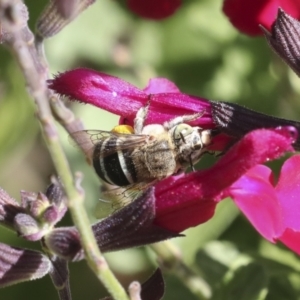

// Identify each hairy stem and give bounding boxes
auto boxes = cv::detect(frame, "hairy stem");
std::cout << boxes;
[0,1,128,299]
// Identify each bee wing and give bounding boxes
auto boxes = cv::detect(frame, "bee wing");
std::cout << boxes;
[96,180,157,218]
[70,130,150,159]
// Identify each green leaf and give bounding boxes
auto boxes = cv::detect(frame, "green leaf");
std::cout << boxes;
[195,241,240,286]
[212,262,268,300]
[163,275,199,300]
[251,255,298,277]
[0,63,38,164]
[266,276,298,300]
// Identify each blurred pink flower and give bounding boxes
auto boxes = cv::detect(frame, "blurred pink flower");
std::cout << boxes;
[223,0,300,35]
[127,0,181,20]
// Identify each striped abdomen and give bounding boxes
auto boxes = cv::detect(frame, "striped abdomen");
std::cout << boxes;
[92,136,138,186]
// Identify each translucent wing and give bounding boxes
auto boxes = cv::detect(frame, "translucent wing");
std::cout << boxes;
[70,130,150,160]
[95,180,157,218]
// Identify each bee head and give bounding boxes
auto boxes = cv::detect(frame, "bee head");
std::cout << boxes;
[172,124,212,149]
[172,124,194,145]
[173,125,213,167]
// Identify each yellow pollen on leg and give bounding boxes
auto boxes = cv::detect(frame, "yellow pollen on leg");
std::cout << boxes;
[111,125,134,134]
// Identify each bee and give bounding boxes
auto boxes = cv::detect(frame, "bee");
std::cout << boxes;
[71,105,212,193]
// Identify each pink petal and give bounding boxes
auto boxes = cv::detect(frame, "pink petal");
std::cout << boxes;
[49,68,147,117]
[140,93,212,126]
[278,0,300,16]
[275,155,300,230]
[154,198,217,233]
[143,78,181,94]
[227,165,284,241]
[49,68,213,126]
[127,0,181,20]
[154,127,295,232]
[280,228,300,255]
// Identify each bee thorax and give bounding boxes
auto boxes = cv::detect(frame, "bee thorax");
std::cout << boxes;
[146,140,177,178]
[141,124,165,135]
[133,139,177,180]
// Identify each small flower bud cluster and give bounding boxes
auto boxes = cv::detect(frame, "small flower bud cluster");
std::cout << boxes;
[0,179,66,241]
[13,180,67,241]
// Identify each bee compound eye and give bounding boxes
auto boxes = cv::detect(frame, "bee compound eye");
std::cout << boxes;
[173,124,193,141]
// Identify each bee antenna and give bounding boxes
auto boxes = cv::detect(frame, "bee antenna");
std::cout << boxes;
[180,132,186,143]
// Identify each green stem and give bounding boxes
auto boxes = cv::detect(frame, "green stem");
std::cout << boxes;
[0,1,129,299]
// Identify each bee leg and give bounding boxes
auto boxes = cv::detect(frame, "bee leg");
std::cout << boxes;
[134,102,151,134]
[189,155,196,171]
[164,111,205,130]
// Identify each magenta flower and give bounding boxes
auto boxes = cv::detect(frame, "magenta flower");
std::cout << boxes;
[49,69,298,251]
[224,155,300,255]
[127,0,181,20]
[223,0,300,35]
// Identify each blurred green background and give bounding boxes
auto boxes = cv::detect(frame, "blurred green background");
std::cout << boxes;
[1,0,300,299]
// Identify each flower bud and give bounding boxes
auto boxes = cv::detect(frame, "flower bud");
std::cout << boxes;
[13,213,45,241]
[36,0,95,38]
[44,227,82,261]
[0,188,25,230]
[28,192,50,219]
[261,8,300,77]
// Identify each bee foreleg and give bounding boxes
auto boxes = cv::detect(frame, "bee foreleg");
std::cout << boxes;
[164,111,205,129]
[189,155,196,172]
[134,103,150,134]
